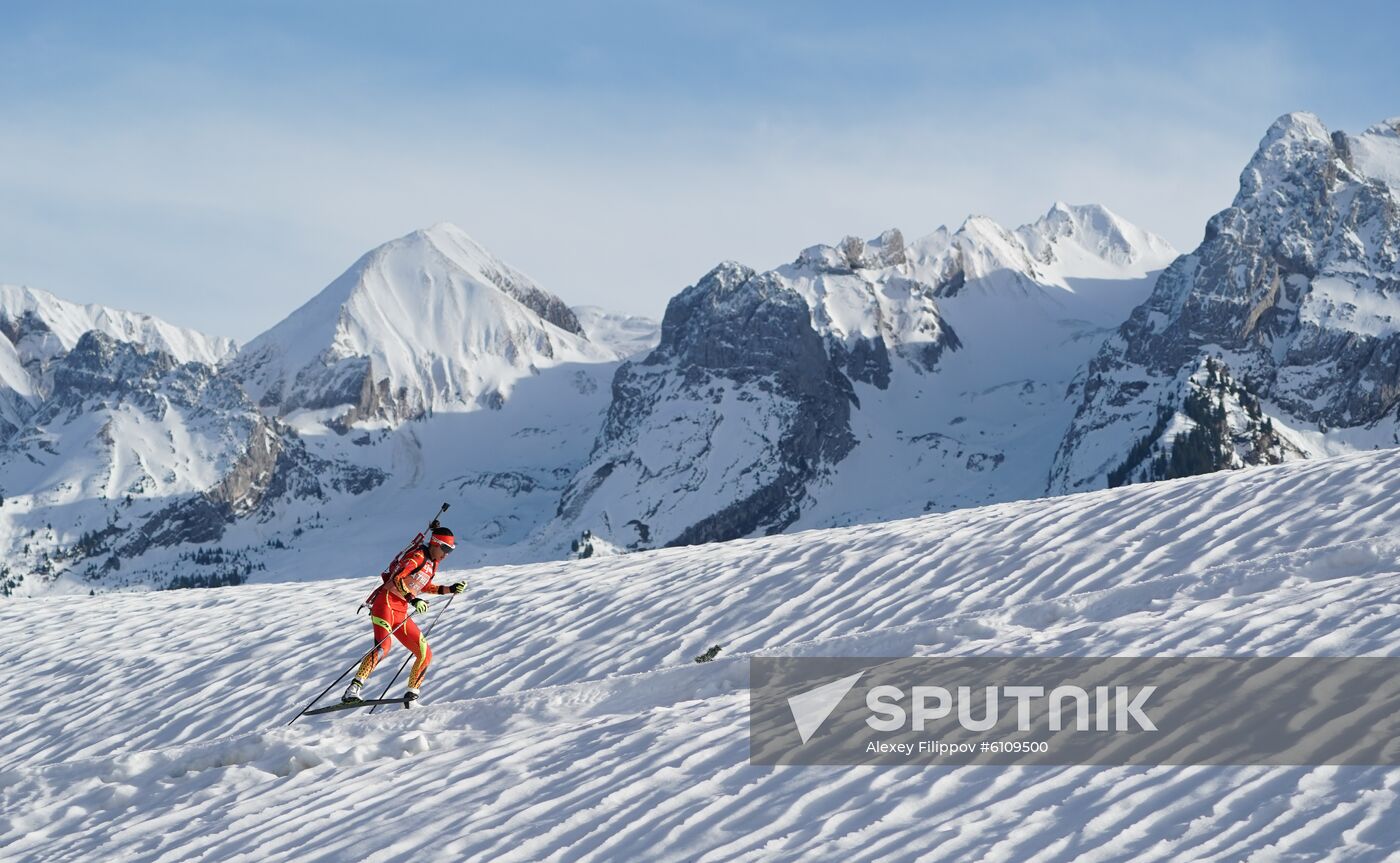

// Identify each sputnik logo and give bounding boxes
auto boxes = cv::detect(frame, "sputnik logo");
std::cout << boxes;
[788,672,865,744]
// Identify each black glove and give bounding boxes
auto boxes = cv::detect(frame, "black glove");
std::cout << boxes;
[406,595,429,614]
[451,580,467,594]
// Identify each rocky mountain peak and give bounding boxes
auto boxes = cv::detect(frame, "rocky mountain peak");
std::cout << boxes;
[0,283,238,437]
[834,229,907,270]
[1263,111,1330,145]
[651,262,808,374]
[1051,112,1400,494]
[1236,111,1341,207]
[559,255,858,549]
[50,330,177,398]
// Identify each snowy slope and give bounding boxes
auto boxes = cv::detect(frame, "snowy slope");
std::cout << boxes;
[4,449,1397,861]
[231,223,614,426]
[571,305,660,358]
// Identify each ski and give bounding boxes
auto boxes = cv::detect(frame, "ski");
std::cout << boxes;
[301,697,410,717]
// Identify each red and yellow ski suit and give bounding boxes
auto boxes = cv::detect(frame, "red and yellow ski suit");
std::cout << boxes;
[355,548,455,691]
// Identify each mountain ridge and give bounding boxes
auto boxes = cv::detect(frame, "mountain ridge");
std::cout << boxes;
[550,202,1178,550]
[7,110,1397,594]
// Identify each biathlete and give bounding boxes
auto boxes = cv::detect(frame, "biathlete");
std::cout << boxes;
[343,526,466,705]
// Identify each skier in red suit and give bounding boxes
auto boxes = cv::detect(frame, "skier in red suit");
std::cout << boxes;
[343,526,466,705]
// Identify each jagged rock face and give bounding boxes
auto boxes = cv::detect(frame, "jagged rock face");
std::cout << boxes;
[11,330,243,447]
[648,264,855,396]
[51,330,180,403]
[1051,113,1400,493]
[558,262,859,548]
[487,270,585,337]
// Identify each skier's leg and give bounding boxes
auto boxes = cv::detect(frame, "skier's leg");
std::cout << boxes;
[355,603,398,681]
[395,616,433,691]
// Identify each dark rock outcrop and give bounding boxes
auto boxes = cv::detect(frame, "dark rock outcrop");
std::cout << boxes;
[559,262,858,547]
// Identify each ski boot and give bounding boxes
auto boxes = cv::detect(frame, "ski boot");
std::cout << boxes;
[404,688,420,707]
[342,679,364,703]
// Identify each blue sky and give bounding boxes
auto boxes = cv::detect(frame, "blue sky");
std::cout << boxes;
[2,1,1397,341]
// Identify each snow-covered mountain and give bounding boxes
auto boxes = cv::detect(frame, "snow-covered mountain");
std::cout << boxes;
[6,448,1398,861]
[1051,113,1400,493]
[3,203,1175,593]
[231,223,614,428]
[0,288,277,596]
[0,324,387,597]
[13,110,1397,591]
[555,204,1177,549]
[0,284,236,436]
[0,226,637,597]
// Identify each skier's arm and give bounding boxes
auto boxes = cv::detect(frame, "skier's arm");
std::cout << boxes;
[388,550,426,596]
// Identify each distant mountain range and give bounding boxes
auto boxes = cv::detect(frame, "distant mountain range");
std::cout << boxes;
[555,202,1178,547]
[2,111,1397,597]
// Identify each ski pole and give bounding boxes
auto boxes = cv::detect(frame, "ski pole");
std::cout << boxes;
[286,611,422,726]
[369,592,456,713]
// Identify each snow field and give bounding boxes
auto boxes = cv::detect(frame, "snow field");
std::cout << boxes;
[3,448,1400,860]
